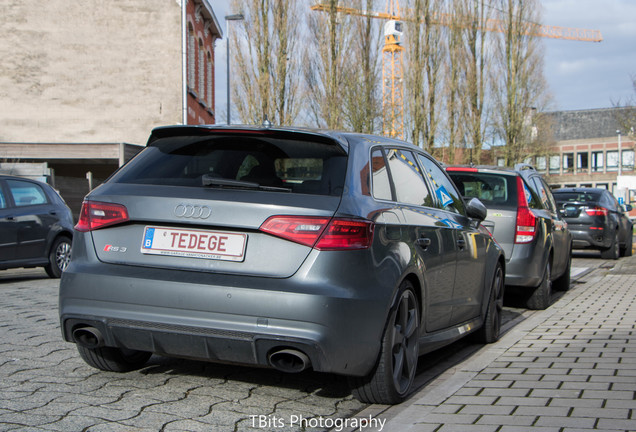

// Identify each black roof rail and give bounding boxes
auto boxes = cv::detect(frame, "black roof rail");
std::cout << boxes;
[514,163,537,172]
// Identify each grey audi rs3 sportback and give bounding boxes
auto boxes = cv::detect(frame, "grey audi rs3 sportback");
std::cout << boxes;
[59,125,505,404]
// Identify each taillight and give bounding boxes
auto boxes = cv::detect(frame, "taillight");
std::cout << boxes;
[259,216,330,247]
[75,200,129,232]
[259,216,374,250]
[585,206,609,217]
[315,219,374,250]
[515,177,537,244]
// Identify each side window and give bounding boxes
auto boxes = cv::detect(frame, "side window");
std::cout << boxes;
[417,154,465,214]
[530,177,556,213]
[385,148,433,207]
[7,180,48,207]
[521,178,542,209]
[0,188,6,209]
[371,149,392,201]
[542,180,559,213]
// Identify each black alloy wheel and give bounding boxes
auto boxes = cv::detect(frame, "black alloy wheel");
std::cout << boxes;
[475,263,504,343]
[349,280,420,404]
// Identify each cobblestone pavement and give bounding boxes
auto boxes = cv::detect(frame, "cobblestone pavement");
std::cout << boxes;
[0,269,364,431]
[0,254,611,431]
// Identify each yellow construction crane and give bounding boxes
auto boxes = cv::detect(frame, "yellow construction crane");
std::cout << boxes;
[312,1,407,138]
[311,2,603,140]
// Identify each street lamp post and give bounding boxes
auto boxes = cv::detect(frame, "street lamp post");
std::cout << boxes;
[225,14,244,125]
[618,130,622,176]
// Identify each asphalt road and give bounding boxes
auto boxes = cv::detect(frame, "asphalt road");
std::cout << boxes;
[0,253,614,431]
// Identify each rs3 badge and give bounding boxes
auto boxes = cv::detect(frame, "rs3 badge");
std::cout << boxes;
[104,245,127,253]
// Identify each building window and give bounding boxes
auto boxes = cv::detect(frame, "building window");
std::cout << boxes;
[207,51,213,107]
[549,155,560,174]
[607,151,619,171]
[596,183,609,190]
[622,149,634,171]
[523,156,533,165]
[496,157,505,167]
[562,153,574,173]
[536,156,547,172]
[188,23,195,89]
[198,39,205,98]
[591,151,604,172]
[577,152,588,172]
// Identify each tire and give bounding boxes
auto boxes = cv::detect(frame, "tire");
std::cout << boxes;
[349,280,420,404]
[77,345,151,372]
[45,236,72,278]
[620,232,633,257]
[475,263,504,344]
[600,231,620,260]
[552,251,571,292]
[527,259,551,310]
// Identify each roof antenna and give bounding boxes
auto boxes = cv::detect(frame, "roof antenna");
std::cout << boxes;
[262,115,272,128]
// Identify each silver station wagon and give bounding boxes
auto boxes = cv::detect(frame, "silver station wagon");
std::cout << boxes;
[59,125,504,404]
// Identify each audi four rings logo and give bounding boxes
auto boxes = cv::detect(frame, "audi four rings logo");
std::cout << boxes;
[174,204,212,219]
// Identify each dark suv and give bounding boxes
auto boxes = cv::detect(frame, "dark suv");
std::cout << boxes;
[553,188,633,259]
[447,164,572,310]
[0,175,74,277]
[59,125,505,404]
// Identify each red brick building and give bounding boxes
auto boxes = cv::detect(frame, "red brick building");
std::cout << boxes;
[185,0,221,125]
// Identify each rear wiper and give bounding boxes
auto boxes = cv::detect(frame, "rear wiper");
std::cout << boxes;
[202,175,291,192]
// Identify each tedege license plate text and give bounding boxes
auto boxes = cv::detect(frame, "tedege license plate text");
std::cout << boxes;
[141,226,247,261]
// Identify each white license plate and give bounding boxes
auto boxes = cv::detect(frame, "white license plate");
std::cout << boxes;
[141,226,247,262]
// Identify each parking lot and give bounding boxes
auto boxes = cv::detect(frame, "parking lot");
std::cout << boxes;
[0,254,611,431]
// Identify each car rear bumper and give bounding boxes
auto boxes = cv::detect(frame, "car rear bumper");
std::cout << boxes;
[503,243,545,288]
[61,313,332,374]
[569,229,610,249]
[59,255,391,377]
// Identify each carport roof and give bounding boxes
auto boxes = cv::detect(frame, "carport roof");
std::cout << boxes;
[0,142,144,166]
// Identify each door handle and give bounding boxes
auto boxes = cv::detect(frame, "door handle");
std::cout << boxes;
[416,237,431,250]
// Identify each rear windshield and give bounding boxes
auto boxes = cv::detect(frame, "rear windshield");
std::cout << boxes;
[552,191,601,204]
[448,172,517,209]
[113,135,347,196]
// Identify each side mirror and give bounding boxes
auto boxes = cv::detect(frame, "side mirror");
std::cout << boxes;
[466,197,487,222]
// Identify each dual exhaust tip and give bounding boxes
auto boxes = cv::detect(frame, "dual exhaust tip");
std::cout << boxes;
[72,327,312,373]
[268,348,311,373]
[72,327,104,349]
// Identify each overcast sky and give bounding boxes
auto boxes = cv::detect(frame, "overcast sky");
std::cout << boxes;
[213,0,636,123]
